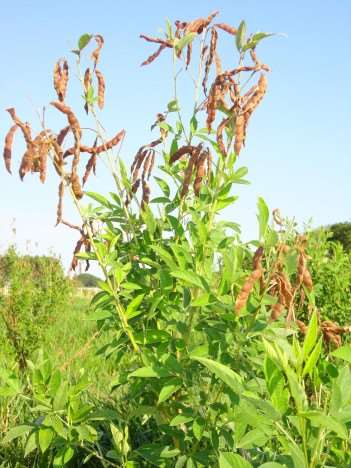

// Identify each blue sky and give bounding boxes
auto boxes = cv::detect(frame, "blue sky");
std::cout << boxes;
[0,0,350,272]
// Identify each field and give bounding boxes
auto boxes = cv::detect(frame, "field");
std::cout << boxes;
[1,9,351,468]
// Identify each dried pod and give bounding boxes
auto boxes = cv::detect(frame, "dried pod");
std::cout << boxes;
[235,268,262,316]
[57,126,71,146]
[56,181,64,225]
[215,23,237,35]
[141,43,168,66]
[303,269,313,291]
[169,145,198,164]
[60,60,69,101]
[63,129,126,159]
[71,172,83,199]
[273,208,283,226]
[95,69,105,110]
[193,150,207,195]
[234,114,245,155]
[19,149,35,180]
[202,27,218,93]
[141,178,151,208]
[185,11,219,34]
[84,68,91,92]
[3,125,18,174]
[186,43,192,69]
[180,155,196,198]
[91,34,104,68]
[82,153,97,186]
[271,303,284,321]
[53,60,69,101]
[39,141,49,183]
[216,116,229,156]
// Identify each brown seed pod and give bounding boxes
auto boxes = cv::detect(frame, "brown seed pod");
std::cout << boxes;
[19,149,35,180]
[253,246,264,270]
[193,150,207,196]
[234,114,245,155]
[39,141,49,183]
[51,100,82,175]
[83,68,92,114]
[63,129,125,159]
[273,208,283,226]
[302,269,313,291]
[270,303,284,321]
[56,181,64,225]
[71,235,85,271]
[82,153,97,186]
[60,60,69,101]
[3,125,18,174]
[91,34,104,68]
[169,145,198,164]
[235,268,262,316]
[202,27,218,94]
[216,116,230,156]
[71,172,84,199]
[95,69,105,110]
[57,126,71,146]
[131,149,148,183]
[6,108,33,146]
[84,68,91,92]
[53,61,62,100]
[296,319,307,335]
[214,23,237,35]
[186,43,192,69]
[214,50,222,76]
[51,139,64,176]
[181,154,197,198]
[141,43,167,66]
[141,178,151,208]
[185,11,219,34]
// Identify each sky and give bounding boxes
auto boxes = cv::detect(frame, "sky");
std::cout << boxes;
[0,0,350,273]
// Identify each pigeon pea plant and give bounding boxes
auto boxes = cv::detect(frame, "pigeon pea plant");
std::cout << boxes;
[2,11,351,467]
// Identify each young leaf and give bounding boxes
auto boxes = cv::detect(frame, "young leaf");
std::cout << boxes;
[236,21,247,51]
[302,311,318,361]
[158,379,182,403]
[169,414,194,426]
[175,32,197,53]
[257,197,269,240]
[78,33,92,50]
[2,425,33,444]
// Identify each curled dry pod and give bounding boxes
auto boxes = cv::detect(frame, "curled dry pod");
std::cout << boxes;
[180,155,196,198]
[91,34,104,68]
[60,60,69,101]
[3,125,18,174]
[57,126,70,146]
[185,11,219,34]
[216,116,229,156]
[141,43,168,66]
[53,61,62,99]
[19,149,35,180]
[95,69,105,110]
[296,319,307,335]
[39,141,49,183]
[71,235,85,271]
[234,114,245,155]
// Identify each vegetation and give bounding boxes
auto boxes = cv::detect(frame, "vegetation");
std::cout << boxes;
[1,11,351,468]
[75,273,101,288]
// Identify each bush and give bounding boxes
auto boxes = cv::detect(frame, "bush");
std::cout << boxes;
[0,247,71,369]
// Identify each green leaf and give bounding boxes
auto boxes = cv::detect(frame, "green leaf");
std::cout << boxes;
[135,329,171,344]
[302,311,318,361]
[24,431,38,457]
[237,429,267,449]
[126,294,145,320]
[192,417,205,441]
[219,452,252,468]
[299,411,348,439]
[85,191,111,208]
[259,464,285,468]
[190,115,198,134]
[175,32,197,53]
[38,427,54,453]
[155,177,170,197]
[158,379,182,403]
[2,425,33,444]
[169,414,194,426]
[242,32,275,51]
[129,366,169,379]
[78,33,92,50]
[215,196,239,212]
[53,446,74,466]
[87,309,113,321]
[191,357,242,394]
[236,21,247,51]
[53,381,68,411]
[167,99,180,112]
[257,197,269,240]
[331,345,351,363]
[151,245,177,269]
[171,270,207,291]
[302,337,322,377]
